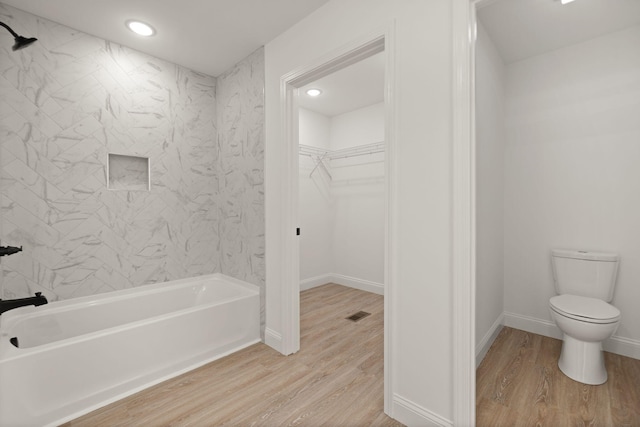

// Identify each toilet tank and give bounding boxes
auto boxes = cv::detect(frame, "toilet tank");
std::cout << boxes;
[551,249,619,302]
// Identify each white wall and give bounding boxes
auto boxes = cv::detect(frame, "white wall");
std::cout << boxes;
[300,108,331,150]
[330,103,385,287]
[503,25,640,357]
[330,102,385,149]
[266,0,454,424]
[475,22,506,365]
[299,103,385,291]
[299,108,333,282]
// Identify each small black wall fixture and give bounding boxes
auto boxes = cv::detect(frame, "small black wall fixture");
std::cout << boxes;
[0,246,22,257]
[0,21,37,51]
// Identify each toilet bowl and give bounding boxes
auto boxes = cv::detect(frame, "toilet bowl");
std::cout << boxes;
[549,294,620,385]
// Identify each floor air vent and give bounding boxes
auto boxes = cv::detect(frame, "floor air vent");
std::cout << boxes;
[346,311,370,322]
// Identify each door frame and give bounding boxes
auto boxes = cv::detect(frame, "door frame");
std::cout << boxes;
[277,2,480,421]
[277,26,396,413]
[452,0,478,424]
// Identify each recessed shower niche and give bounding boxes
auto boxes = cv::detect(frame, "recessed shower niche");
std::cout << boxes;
[107,153,150,191]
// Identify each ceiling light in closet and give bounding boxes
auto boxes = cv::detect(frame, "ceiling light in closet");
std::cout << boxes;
[126,20,156,36]
[306,88,322,97]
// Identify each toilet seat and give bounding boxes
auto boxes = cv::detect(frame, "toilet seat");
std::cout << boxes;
[550,294,620,324]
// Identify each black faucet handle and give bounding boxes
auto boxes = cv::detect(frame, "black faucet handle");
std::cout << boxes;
[0,246,23,257]
[35,292,42,297]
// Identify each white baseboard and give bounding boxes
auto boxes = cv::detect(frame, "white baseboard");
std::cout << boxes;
[503,311,562,340]
[392,394,452,427]
[264,327,282,353]
[605,335,640,360]
[503,311,640,360]
[476,314,503,367]
[331,273,384,295]
[300,273,384,295]
[300,274,333,291]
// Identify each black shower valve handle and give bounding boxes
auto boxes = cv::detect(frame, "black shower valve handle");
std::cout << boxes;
[0,245,23,257]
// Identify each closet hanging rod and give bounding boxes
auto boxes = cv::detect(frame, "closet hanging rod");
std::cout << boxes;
[299,144,327,157]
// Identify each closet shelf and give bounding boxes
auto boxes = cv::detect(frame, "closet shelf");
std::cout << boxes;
[299,142,384,160]
[325,142,385,160]
[299,142,385,180]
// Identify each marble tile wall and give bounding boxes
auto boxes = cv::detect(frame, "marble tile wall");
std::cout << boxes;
[216,48,266,334]
[0,3,219,300]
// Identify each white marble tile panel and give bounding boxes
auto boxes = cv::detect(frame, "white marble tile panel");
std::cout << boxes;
[1,270,52,300]
[2,157,64,201]
[0,100,60,146]
[0,59,51,108]
[26,22,84,59]
[94,265,133,291]
[2,3,218,300]
[39,96,63,117]
[0,75,39,120]
[1,248,62,290]
[52,52,104,88]
[0,96,15,119]
[216,47,265,332]
[104,42,139,76]
[49,92,103,130]
[51,33,106,64]
[1,145,18,167]
[4,156,47,192]
[55,115,103,142]
[0,129,27,164]
[2,174,52,220]
[50,74,102,108]
[92,243,134,275]
[68,274,113,299]
[92,222,129,255]
[52,250,103,281]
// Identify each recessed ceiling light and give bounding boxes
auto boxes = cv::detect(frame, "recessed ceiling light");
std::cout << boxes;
[126,20,156,37]
[306,88,322,97]
[560,0,577,4]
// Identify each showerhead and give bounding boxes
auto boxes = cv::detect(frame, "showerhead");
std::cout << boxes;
[12,35,38,51]
[1,21,37,51]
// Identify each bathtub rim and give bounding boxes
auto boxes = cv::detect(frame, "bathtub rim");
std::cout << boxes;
[0,273,259,359]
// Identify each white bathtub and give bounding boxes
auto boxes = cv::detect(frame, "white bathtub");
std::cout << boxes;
[0,273,260,427]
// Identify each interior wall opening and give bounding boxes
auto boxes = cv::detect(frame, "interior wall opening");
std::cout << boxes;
[297,51,386,299]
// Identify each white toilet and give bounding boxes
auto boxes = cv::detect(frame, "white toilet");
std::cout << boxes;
[549,249,621,385]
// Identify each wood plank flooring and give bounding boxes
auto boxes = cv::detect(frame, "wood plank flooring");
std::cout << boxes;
[477,326,640,426]
[64,284,402,427]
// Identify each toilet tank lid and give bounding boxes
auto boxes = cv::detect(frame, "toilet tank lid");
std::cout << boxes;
[551,249,618,262]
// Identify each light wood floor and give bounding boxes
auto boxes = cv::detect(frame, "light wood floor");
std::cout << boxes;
[64,284,402,427]
[477,326,640,426]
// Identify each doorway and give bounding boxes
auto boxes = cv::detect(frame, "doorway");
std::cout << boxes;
[473,0,640,423]
[297,51,386,297]
[277,33,395,413]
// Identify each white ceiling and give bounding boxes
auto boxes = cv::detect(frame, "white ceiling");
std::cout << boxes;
[298,52,385,117]
[3,0,639,117]
[0,0,329,77]
[478,0,640,64]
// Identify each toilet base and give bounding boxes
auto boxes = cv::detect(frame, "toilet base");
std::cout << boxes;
[558,335,607,385]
